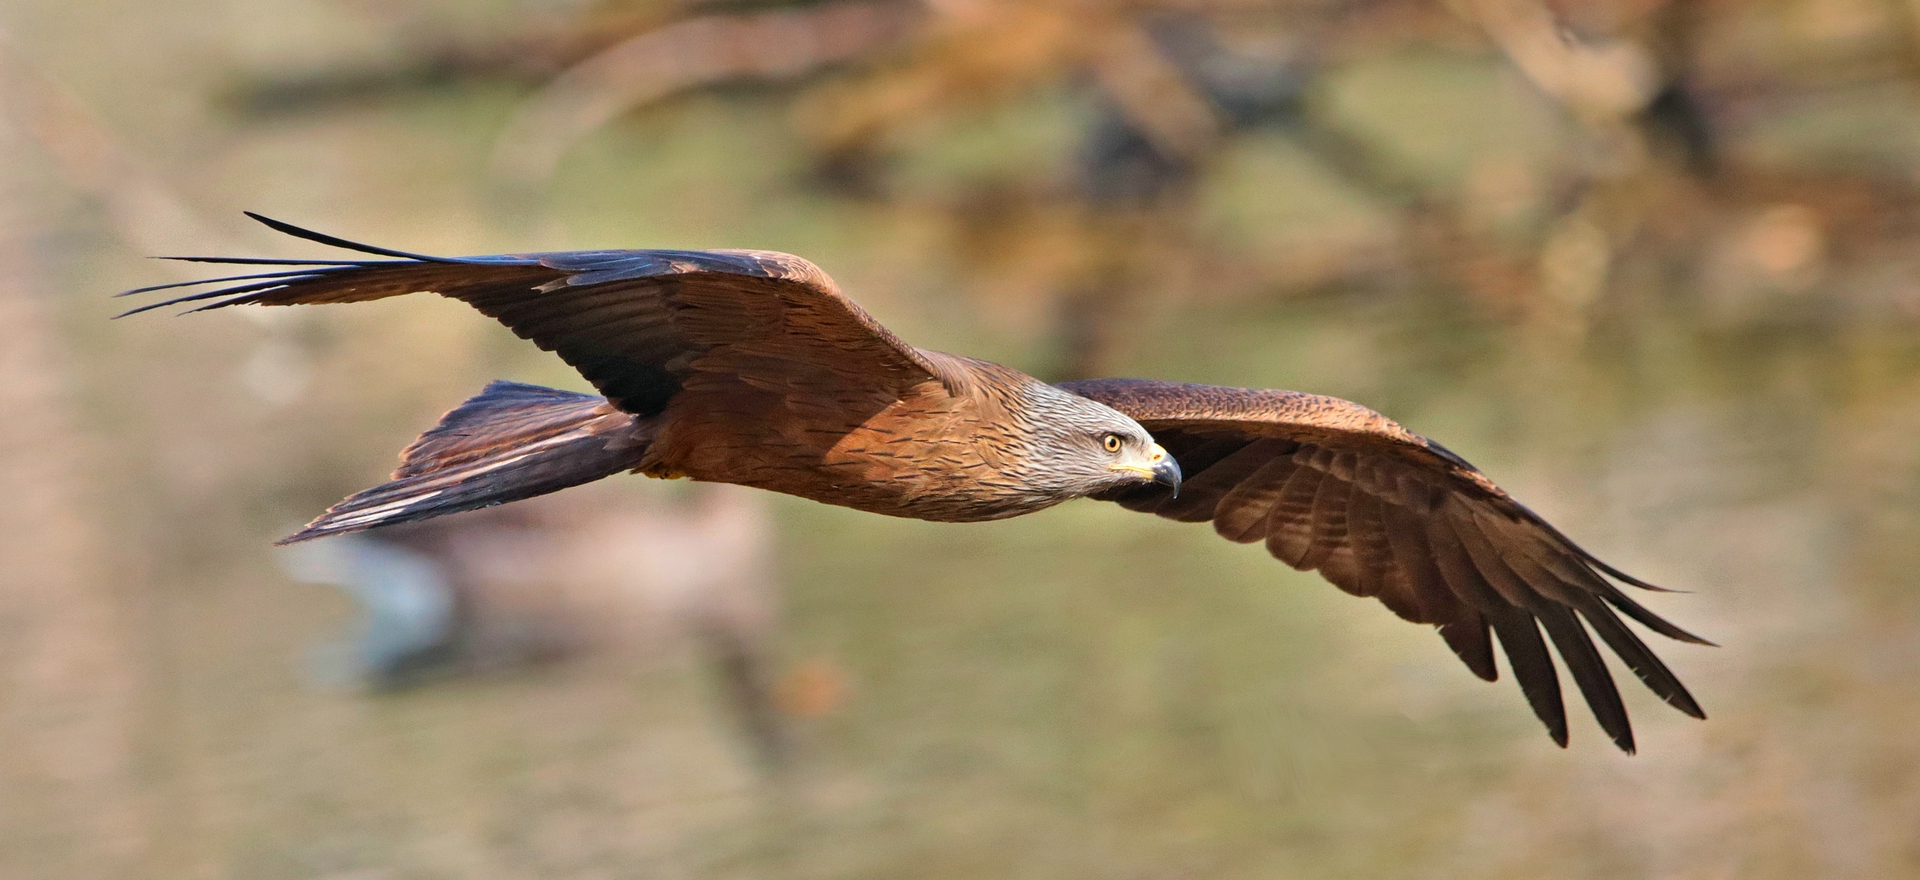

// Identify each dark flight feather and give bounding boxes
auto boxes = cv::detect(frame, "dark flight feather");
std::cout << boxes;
[281,382,641,544]
[1063,377,1710,750]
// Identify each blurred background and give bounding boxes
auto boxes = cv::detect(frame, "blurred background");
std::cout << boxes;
[4,0,1920,876]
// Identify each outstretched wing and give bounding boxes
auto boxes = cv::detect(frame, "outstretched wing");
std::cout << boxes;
[1061,377,1709,753]
[120,213,941,416]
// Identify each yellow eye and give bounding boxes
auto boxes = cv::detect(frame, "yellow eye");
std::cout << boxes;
[1102,434,1123,453]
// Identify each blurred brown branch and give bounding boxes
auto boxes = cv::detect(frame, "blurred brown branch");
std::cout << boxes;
[491,0,927,187]
[215,0,1920,355]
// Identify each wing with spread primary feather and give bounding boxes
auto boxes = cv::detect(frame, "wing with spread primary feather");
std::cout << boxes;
[121,213,941,418]
[1062,377,1709,753]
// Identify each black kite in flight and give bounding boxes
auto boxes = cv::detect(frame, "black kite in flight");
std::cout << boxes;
[123,214,1708,752]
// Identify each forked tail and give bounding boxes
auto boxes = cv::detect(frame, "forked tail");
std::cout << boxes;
[281,382,646,544]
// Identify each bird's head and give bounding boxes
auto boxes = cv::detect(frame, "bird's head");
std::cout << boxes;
[1015,383,1182,499]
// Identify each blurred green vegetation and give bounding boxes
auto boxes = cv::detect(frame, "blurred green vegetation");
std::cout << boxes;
[5,0,1920,878]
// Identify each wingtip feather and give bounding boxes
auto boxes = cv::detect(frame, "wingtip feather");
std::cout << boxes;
[273,528,327,546]
[243,212,457,263]
[116,267,324,298]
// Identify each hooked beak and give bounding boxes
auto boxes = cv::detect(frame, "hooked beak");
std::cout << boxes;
[1111,443,1182,496]
[1151,451,1183,497]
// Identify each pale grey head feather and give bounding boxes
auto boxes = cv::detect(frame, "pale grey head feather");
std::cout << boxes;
[1007,382,1162,498]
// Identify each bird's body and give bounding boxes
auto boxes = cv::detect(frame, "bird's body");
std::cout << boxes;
[124,214,1711,752]
[643,352,1117,523]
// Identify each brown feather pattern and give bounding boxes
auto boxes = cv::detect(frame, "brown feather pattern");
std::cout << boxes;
[124,215,1711,752]
[1065,378,1710,752]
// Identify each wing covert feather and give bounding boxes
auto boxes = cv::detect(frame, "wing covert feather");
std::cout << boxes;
[1064,377,1709,751]
[122,215,940,417]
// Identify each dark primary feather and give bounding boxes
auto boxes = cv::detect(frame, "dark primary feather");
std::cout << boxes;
[1064,377,1709,753]
[243,211,461,262]
[119,213,941,417]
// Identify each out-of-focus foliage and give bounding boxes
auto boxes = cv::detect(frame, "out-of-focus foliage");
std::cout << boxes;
[6,0,1920,878]
[260,0,1920,376]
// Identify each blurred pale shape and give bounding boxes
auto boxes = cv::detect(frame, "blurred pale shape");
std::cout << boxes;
[774,656,850,719]
[1470,0,1660,123]
[1539,215,1610,310]
[280,536,457,686]
[1464,155,1543,234]
[1795,0,1891,43]
[1741,203,1826,283]
[238,338,313,409]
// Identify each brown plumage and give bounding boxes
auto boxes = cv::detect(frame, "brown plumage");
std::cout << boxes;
[122,213,1709,752]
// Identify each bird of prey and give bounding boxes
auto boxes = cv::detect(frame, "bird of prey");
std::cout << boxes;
[123,213,1708,752]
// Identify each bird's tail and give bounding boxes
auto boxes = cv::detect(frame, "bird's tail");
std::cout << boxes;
[280,381,646,544]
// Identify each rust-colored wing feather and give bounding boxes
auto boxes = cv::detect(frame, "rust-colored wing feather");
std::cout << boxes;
[1061,378,1709,753]
[119,213,940,416]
